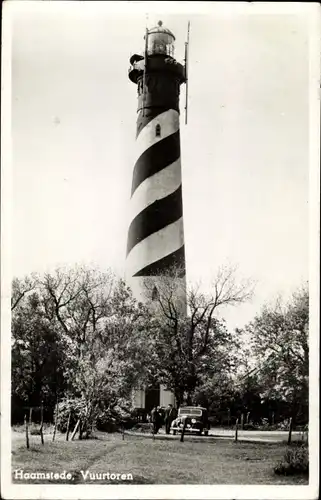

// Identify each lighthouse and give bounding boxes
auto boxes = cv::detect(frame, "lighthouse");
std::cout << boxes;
[126,21,188,410]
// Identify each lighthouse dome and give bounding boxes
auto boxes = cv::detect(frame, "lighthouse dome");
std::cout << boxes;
[145,20,175,57]
[148,20,176,40]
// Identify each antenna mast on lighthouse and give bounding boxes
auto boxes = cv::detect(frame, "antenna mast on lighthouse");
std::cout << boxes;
[184,21,190,125]
[142,14,149,117]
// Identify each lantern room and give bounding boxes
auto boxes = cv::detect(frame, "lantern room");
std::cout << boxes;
[145,20,175,57]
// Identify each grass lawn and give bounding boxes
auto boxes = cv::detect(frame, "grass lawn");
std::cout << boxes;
[11,430,308,485]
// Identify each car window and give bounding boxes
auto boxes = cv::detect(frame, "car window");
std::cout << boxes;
[178,408,202,417]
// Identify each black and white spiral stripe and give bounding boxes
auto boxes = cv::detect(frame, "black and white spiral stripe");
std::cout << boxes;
[126,108,186,281]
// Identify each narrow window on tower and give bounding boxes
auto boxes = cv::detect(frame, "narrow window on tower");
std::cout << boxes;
[152,286,159,301]
[155,124,161,137]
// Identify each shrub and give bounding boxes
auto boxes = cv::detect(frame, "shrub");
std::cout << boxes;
[131,423,154,433]
[274,443,309,476]
[55,396,134,436]
[208,416,220,427]
[243,423,256,430]
[55,398,84,433]
[30,426,41,436]
[276,419,291,430]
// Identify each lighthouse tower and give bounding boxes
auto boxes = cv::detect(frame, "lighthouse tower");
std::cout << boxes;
[126,21,187,302]
[126,21,188,410]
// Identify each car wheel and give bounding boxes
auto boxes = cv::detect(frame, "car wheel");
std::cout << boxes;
[204,430,209,436]
[199,429,203,436]
[173,430,176,435]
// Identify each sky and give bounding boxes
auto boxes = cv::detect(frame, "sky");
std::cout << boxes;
[7,1,317,330]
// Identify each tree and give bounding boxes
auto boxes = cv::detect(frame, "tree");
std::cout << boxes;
[11,274,38,311]
[69,278,155,435]
[244,285,309,423]
[143,264,254,406]
[39,265,114,355]
[193,372,237,423]
[11,290,65,422]
[11,266,154,430]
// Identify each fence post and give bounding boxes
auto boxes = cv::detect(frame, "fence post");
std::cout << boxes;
[40,401,44,445]
[52,398,59,442]
[227,409,230,428]
[246,412,250,424]
[240,413,244,430]
[66,411,71,441]
[234,418,239,443]
[287,417,293,445]
[70,419,80,441]
[78,421,83,440]
[24,414,30,449]
[272,411,275,426]
[122,423,125,441]
[180,418,187,443]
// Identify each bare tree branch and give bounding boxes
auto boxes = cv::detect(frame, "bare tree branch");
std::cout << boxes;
[11,275,38,311]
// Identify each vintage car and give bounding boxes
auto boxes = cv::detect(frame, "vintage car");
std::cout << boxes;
[170,406,210,436]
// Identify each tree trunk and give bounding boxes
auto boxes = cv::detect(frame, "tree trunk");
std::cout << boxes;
[287,417,293,445]
[70,419,80,441]
[66,411,71,441]
[24,414,30,449]
[40,402,44,445]
[234,418,239,442]
[52,399,59,442]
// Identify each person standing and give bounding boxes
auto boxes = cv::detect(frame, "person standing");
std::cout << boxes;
[155,406,163,434]
[150,406,159,434]
[164,404,175,434]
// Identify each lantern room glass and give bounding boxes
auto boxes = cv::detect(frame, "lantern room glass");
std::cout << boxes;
[147,32,175,57]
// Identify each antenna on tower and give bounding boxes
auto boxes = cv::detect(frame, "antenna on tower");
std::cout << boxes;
[142,15,149,117]
[184,21,190,125]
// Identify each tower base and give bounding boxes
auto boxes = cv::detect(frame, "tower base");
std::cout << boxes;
[132,385,175,412]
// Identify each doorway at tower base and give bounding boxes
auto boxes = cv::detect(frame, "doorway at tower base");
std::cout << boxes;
[132,385,175,412]
[160,385,176,407]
